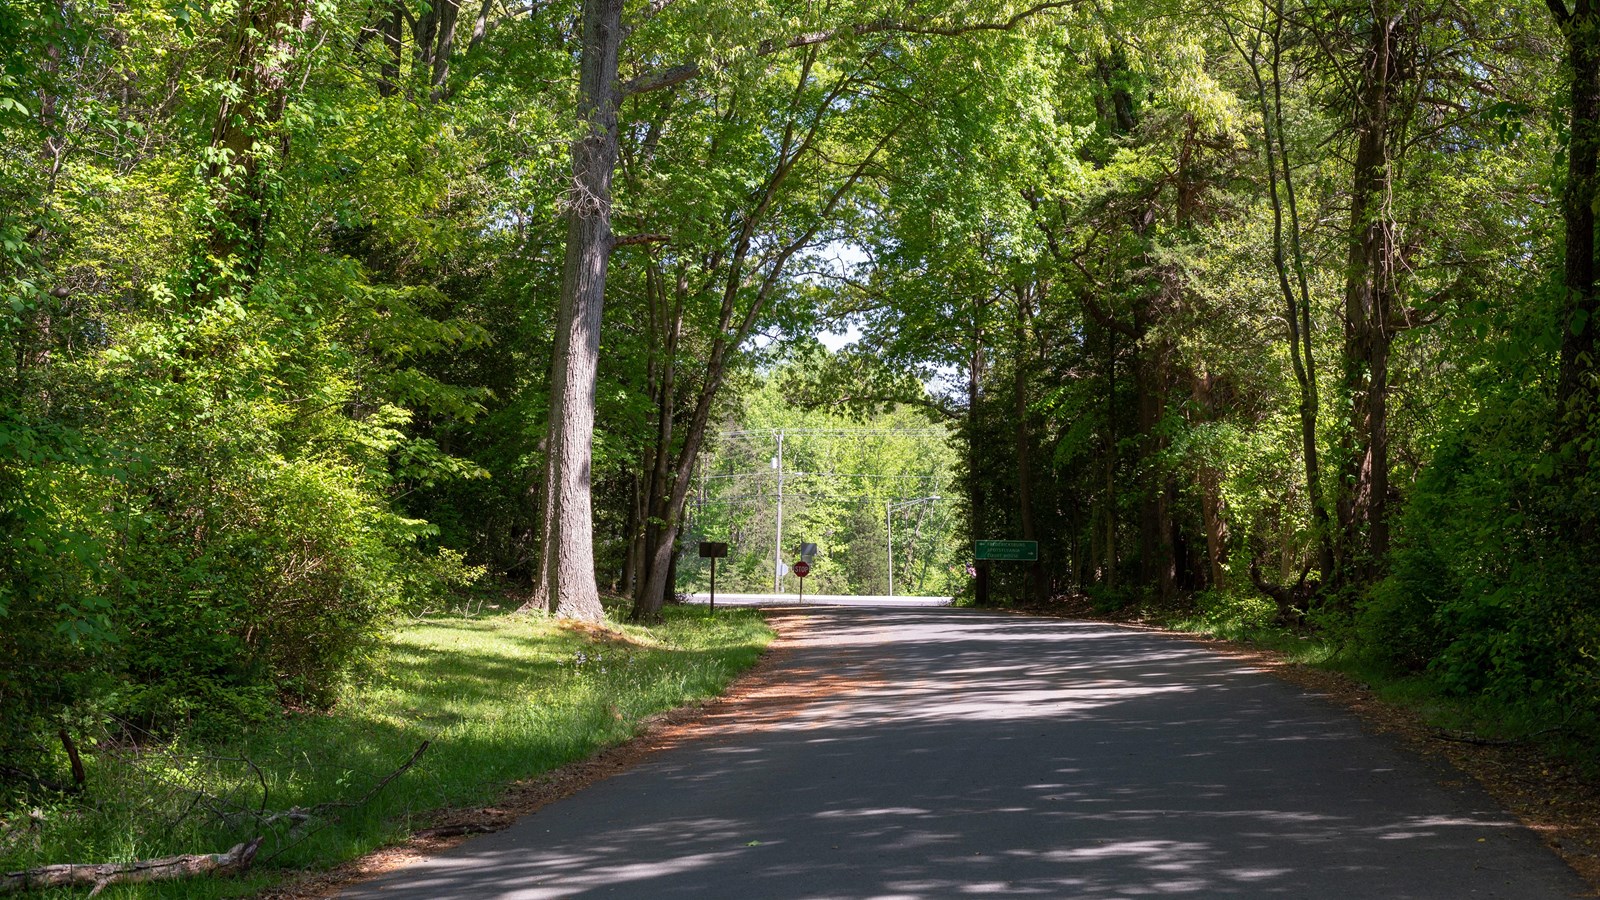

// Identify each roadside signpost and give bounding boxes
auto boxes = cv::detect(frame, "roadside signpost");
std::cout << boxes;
[974,540,1038,561]
[699,542,729,612]
[793,559,811,603]
[972,540,1038,605]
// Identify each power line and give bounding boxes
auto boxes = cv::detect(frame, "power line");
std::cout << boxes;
[696,492,952,504]
[703,471,941,480]
[717,428,948,438]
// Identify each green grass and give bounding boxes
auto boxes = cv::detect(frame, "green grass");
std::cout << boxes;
[0,606,773,898]
[1158,605,1596,762]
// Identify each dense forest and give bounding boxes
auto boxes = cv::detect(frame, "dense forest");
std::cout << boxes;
[2,0,1597,793]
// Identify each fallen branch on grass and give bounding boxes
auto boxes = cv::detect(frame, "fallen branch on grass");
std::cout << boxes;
[255,740,432,865]
[255,739,432,832]
[1431,720,1574,747]
[338,740,431,810]
[0,836,263,897]
[1431,729,1519,747]
[1,741,430,894]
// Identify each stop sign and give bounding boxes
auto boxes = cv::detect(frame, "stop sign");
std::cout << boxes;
[792,560,811,578]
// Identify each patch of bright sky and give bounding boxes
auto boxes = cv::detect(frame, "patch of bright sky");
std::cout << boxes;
[814,241,870,352]
[745,240,958,398]
[740,240,870,354]
[819,321,863,351]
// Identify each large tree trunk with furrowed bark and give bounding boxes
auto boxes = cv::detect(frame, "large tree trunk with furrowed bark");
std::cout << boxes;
[539,0,623,622]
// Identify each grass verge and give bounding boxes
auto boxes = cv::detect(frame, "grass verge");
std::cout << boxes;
[1156,609,1569,744]
[0,605,773,898]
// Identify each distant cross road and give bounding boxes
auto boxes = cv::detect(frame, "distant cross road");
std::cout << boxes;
[682,592,953,607]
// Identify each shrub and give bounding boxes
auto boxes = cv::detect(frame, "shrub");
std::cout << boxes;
[1195,588,1278,630]
[1370,395,1600,722]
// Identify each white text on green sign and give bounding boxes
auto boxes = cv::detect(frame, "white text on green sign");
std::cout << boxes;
[975,540,1038,561]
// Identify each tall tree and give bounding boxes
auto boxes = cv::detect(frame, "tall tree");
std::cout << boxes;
[1227,0,1336,591]
[537,0,622,621]
[1547,0,1600,455]
[535,0,1084,620]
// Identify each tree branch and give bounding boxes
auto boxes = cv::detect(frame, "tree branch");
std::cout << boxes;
[613,233,670,247]
[622,0,1077,96]
[0,839,263,897]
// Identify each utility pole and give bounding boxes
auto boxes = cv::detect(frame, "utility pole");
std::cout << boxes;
[886,496,938,597]
[886,500,894,597]
[772,430,785,593]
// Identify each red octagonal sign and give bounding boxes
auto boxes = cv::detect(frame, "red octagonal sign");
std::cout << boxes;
[792,560,811,578]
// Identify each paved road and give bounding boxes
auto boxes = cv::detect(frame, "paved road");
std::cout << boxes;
[342,608,1590,899]
[684,592,953,607]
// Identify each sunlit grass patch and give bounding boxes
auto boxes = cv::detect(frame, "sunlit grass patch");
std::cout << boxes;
[0,606,772,898]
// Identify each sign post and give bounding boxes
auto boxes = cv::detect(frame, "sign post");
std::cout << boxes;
[973,540,1038,606]
[699,542,729,612]
[792,559,810,603]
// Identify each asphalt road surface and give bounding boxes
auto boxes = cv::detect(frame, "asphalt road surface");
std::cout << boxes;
[341,607,1590,899]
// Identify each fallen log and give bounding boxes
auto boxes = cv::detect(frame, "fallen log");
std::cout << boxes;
[0,836,262,897]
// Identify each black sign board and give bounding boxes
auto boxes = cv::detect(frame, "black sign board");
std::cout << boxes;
[698,541,729,559]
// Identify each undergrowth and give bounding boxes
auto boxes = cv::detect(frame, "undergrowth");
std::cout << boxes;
[1158,594,1599,774]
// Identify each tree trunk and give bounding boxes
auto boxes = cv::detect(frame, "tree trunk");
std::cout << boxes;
[1551,0,1600,450]
[412,0,438,82]
[1336,2,1402,585]
[1135,338,1176,599]
[1103,324,1117,589]
[633,411,707,620]
[968,326,987,566]
[378,4,402,96]
[1194,372,1227,591]
[518,436,554,613]
[619,469,641,595]
[627,64,896,621]
[1012,286,1046,603]
[540,0,623,622]
[200,0,303,301]
[633,266,683,612]
[1232,8,1334,581]
[468,0,496,54]
[1198,464,1227,592]
[430,0,460,90]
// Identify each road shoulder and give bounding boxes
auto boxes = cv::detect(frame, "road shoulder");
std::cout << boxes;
[259,608,819,900]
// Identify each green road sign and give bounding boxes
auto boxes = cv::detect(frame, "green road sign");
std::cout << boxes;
[975,540,1038,561]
